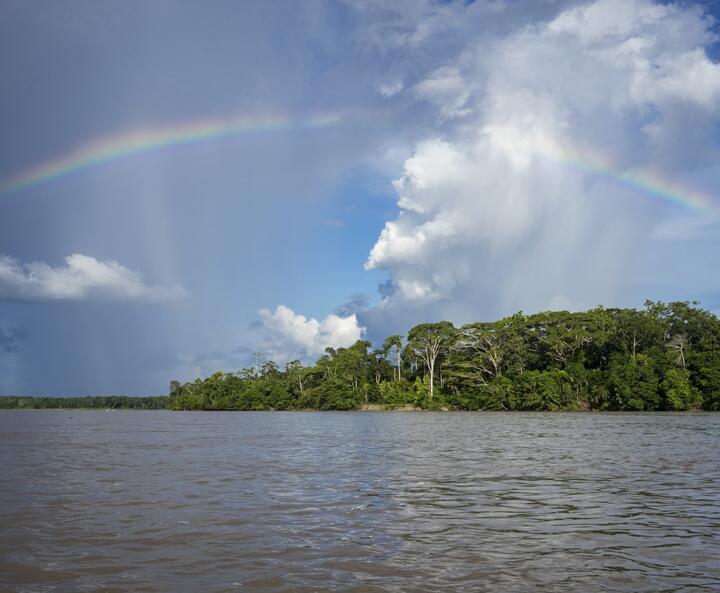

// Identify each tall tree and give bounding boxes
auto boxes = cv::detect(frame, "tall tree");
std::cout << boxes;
[406,322,455,399]
[285,360,306,396]
[383,335,404,380]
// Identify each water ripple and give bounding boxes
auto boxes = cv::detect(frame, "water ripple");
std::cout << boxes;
[1,411,719,592]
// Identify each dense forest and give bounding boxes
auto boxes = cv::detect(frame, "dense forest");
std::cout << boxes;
[0,396,168,410]
[168,301,720,412]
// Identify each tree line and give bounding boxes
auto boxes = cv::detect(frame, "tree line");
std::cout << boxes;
[168,301,720,412]
[0,396,168,409]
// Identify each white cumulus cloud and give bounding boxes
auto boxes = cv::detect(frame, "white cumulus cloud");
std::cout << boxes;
[0,253,186,302]
[257,304,364,362]
[364,0,720,328]
[414,67,471,120]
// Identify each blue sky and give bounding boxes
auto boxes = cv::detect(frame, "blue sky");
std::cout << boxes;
[2,0,720,395]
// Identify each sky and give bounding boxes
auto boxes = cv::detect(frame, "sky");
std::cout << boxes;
[1,0,720,395]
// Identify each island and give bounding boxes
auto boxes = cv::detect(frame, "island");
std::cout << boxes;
[166,301,720,412]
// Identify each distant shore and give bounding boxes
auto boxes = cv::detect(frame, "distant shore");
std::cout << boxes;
[1,399,714,412]
[0,396,168,410]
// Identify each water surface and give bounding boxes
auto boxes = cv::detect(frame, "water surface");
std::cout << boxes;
[1,411,719,592]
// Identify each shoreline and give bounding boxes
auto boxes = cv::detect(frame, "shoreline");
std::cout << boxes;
[1,406,715,413]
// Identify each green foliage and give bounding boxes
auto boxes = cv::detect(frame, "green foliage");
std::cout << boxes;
[0,396,168,409]
[509,370,579,410]
[305,377,361,411]
[157,300,720,412]
[6,303,717,412]
[688,351,720,410]
[606,355,660,410]
[449,376,513,410]
[406,321,455,399]
[379,377,429,408]
[661,369,703,411]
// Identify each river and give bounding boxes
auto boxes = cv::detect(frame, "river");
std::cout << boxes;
[1,411,719,592]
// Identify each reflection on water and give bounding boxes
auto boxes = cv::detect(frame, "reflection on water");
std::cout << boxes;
[1,411,719,592]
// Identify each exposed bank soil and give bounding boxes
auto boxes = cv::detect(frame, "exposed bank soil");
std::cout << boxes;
[358,404,427,411]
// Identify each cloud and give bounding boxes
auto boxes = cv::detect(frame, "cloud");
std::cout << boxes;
[0,253,187,302]
[346,0,574,52]
[414,67,470,120]
[257,304,364,362]
[379,80,404,97]
[175,345,256,377]
[333,293,370,317]
[363,0,720,329]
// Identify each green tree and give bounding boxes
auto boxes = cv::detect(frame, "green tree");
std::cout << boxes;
[159,301,720,412]
[690,351,720,410]
[606,354,660,410]
[383,335,404,381]
[406,322,455,400]
[661,368,702,410]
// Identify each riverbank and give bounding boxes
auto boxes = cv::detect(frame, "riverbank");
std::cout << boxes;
[4,401,714,412]
[0,395,168,410]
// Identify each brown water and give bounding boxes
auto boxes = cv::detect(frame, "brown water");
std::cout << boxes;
[1,411,719,593]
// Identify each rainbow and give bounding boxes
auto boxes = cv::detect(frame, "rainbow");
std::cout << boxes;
[1,113,716,215]
[0,112,345,194]
[544,143,716,213]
